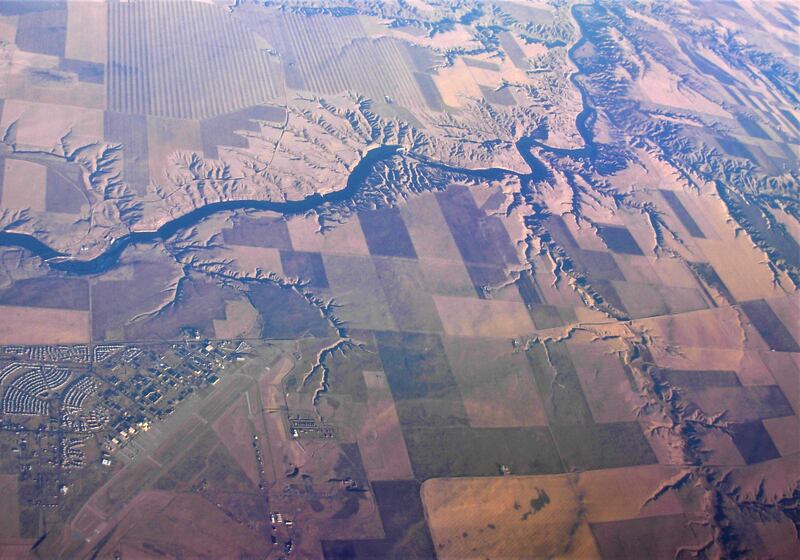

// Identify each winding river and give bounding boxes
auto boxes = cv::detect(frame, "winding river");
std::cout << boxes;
[0,4,599,277]
[0,145,402,274]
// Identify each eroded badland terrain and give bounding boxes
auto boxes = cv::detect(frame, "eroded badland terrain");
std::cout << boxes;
[0,1,798,558]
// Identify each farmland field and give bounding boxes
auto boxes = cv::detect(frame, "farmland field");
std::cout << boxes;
[0,1,798,558]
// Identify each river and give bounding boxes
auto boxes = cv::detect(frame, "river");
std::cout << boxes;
[0,5,599,276]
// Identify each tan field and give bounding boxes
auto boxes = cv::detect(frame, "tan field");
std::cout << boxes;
[400,193,464,262]
[65,1,107,64]
[422,475,602,559]
[1,160,47,212]
[636,306,754,350]
[225,245,284,276]
[566,340,643,423]
[213,299,260,339]
[0,306,90,344]
[0,99,103,149]
[433,295,535,338]
[147,117,204,183]
[635,55,731,118]
[287,214,370,256]
[432,59,484,108]
[92,491,267,558]
[322,254,397,331]
[211,394,261,486]
[650,346,776,386]
[764,416,800,456]
[443,336,547,427]
[575,465,687,523]
[415,257,477,298]
[356,370,415,480]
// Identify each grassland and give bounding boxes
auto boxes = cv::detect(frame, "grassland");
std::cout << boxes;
[0,1,798,558]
